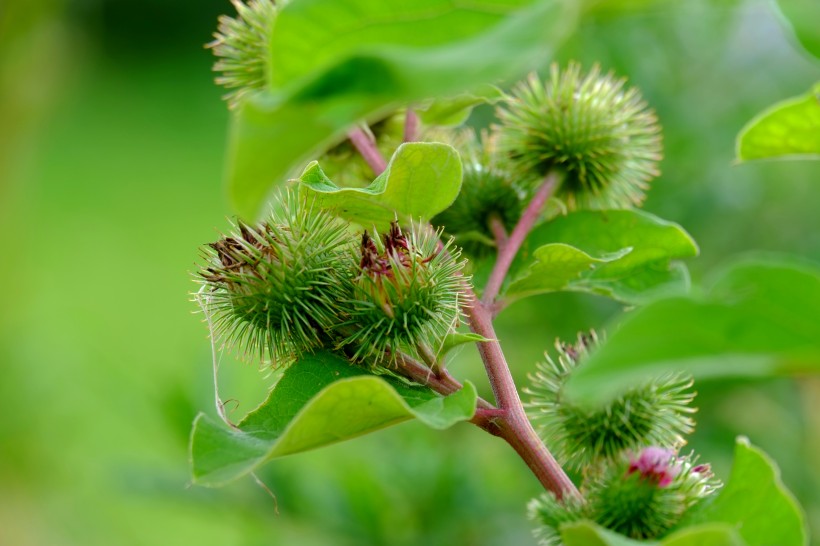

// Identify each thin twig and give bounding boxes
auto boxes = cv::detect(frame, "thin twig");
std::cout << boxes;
[403,108,419,143]
[482,172,559,307]
[488,214,509,251]
[394,351,489,405]
[348,127,387,175]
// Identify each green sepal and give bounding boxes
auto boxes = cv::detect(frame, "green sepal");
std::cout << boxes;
[190,351,477,486]
[439,332,493,357]
[298,142,462,229]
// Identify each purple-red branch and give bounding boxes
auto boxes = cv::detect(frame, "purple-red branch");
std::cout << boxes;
[463,285,579,499]
[488,214,509,252]
[348,127,387,175]
[403,109,419,143]
[482,173,559,307]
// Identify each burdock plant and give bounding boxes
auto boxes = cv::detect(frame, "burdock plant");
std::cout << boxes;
[187,4,812,546]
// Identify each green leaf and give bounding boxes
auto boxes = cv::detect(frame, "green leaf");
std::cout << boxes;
[298,142,462,228]
[563,258,820,405]
[736,82,820,162]
[416,86,504,127]
[560,520,747,546]
[227,0,577,218]
[190,352,477,486]
[505,210,698,305]
[776,0,820,59]
[678,438,806,546]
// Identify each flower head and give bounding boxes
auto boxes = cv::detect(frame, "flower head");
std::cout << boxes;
[196,195,351,365]
[432,130,524,256]
[338,223,465,365]
[208,0,277,109]
[496,63,662,209]
[525,332,696,472]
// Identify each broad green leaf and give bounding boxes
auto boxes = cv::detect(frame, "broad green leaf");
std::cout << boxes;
[678,438,806,546]
[439,332,492,357]
[190,352,477,486]
[776,0,820,59]
[736,82,820,162]
[564,258,820,405]
[227,0,577,218]
[560,521,747,546]
[299,142,462,228]
[505,210,698,305]
[416,86,504,127]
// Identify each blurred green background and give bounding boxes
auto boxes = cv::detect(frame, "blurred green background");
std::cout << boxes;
[1,0,818,544]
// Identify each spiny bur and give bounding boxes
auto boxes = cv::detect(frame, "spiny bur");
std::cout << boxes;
[529,447,721,544]
[208,0,277,109]
[496,62,662,210]
[432,130,524,256]
[196,196,351,366]
[338,222,465,365]
[525,332,696,473]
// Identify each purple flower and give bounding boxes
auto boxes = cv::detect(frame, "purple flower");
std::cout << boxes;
[628,447,681,488]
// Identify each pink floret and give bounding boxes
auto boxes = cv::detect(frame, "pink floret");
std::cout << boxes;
[628,447,681,488]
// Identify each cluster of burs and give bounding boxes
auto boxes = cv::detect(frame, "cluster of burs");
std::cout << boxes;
[525,333,721,543]
[202,1,721,543]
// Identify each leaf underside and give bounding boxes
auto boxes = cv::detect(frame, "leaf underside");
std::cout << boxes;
[504,210,699,305]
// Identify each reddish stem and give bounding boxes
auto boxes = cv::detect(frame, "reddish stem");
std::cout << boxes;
[348,127,387,175]
[463,287,579,499]
[482,173,559,306]
[488,214,509,252]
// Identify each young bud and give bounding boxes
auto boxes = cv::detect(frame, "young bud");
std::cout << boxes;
[432,131,524,256]
[208,0,277,109]
[337,223,466,365]
[525,332,696,472]
[196,196,352,365]
[496,63,662,210]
